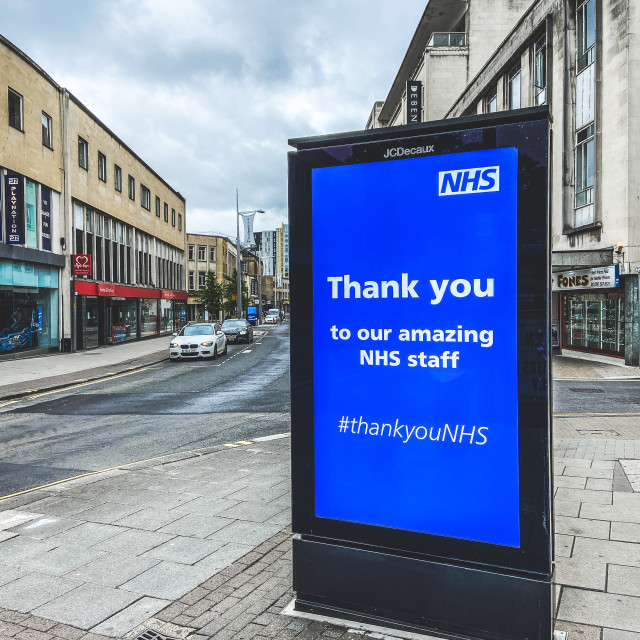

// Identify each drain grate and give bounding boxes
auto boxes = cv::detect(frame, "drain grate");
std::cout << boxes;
[135,630,181,640]
[568,387,604,393]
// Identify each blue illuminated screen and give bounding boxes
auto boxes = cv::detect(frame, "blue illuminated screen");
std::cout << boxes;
[312,147,520,547]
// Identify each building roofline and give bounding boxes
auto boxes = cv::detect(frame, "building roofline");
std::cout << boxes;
[378,0,468,124]
[1,32,184,205]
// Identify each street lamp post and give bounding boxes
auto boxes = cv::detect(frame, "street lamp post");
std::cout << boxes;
[235,189,264,320]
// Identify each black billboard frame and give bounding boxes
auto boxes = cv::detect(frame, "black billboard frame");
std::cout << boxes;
[288,107,553,640]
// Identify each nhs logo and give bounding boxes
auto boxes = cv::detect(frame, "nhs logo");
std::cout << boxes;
[438,166,500,196]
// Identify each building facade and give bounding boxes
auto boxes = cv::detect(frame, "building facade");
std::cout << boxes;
[368,0,640,365]
[1,35,187,356]
[186,233,237,322]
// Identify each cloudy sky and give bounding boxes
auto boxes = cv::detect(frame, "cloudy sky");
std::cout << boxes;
[1,0,426,238]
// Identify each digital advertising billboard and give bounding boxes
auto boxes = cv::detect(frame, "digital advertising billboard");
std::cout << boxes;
[288,109,553,640]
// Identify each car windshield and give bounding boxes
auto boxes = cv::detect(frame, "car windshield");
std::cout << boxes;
[181,325,214,336]
[223,320,246,329]
[268,310,279,315]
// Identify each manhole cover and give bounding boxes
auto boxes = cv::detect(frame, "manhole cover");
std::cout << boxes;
[577,429,620,436]
[135,630,181,640]
[568,388,604,393]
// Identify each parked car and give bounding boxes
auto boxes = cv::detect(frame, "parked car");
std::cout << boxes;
[169,322,227,361]
[222,319,253,343]
[265,309,281,324]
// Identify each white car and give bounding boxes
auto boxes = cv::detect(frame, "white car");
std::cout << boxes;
[265,309,281,324]
[169,323,227,361]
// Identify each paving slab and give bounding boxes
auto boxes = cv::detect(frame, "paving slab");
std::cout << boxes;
[94,528,176,556]
[90,597,171,638]
[19,544,107,576]
[0,573,82,613]
[0,536,58,565]
[611,521,640,543]
[7,516,84,540]
[554,515,610,540]
[119,562,212,600]
[607,564,640,597]
[603,630,640,640]
[0,564,30,587]
[67,553,160,588]
[559,588,640,632]
[32,583,140,630]
[46,522,125,548]
[111,507,185,532]
[554,488,613,505]
[158,513,235,538]
[0,510,43,531]
[142,536,226,565]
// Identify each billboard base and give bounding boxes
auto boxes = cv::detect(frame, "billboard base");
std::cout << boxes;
[293,535,554,640]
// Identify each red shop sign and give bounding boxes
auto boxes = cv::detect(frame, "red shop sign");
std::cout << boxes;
[73,254,92,277]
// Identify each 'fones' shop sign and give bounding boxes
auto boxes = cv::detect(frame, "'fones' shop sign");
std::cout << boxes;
[552,266,619,291]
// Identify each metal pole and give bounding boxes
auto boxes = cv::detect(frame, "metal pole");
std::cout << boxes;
[236,189,242,319]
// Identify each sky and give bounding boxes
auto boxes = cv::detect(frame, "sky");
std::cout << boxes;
[0,0,427,238]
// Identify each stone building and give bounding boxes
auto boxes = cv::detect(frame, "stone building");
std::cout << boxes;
[368,0,640,365]
[1,34,186,355]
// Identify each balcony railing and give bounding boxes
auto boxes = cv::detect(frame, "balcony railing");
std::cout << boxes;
[427,32,467,47]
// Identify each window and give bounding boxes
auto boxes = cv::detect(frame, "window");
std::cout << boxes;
[209,246,215,262]
[507,64,521,110]
[188,244,195,260]
[198,245,206,261]
[188,271,195,290]
[178,213,182,231]
[114,165,122,192]
[42,112,52,148]
[8,88,23,130]
[198,271,206,287]
[98,152,107,182]
[484,89,497,113]
[171,208,176,227]
[155,196,161,217]
[164,202,169,222]
[128,175,135,200]
[575,124,595,208]
[141,184,151,210]
[533,36,547,106]
[577,0,595,72]
[78,137,88,169]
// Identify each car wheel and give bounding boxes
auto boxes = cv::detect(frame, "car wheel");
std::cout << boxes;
[212,345,218,360]
[222,341,228,355]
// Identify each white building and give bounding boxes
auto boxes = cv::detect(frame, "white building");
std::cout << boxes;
[369,0,640,366]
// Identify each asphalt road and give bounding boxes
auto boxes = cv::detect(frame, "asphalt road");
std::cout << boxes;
[553,378,640,415]
[0,323,291,496]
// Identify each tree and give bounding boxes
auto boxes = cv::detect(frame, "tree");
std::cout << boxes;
[222,268,250,317]
[200,271,223,320]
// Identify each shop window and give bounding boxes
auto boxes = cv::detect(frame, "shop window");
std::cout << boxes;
[533,36,547,106]
[98,152,107,182]
[8,88,23,130]
[42,112,52,148]
[114,165,122,192]
[155,196,161,217]
[575,124,595,209]
[198,246,206,261]
[141,184,151,210]
[78,137,88,170]
[110,298,137,343]
[128,175,135,201]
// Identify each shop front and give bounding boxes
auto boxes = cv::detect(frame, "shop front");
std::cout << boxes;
[0,260,60,357]
[74,281,187,350]
[554,266,624,359]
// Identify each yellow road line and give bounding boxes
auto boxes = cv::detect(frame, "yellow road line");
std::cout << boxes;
[0,439,255,501]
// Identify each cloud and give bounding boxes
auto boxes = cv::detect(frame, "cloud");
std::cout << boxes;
[0,0,427,236]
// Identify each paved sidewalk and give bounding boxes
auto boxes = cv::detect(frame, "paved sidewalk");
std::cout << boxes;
[0,349,638,639]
